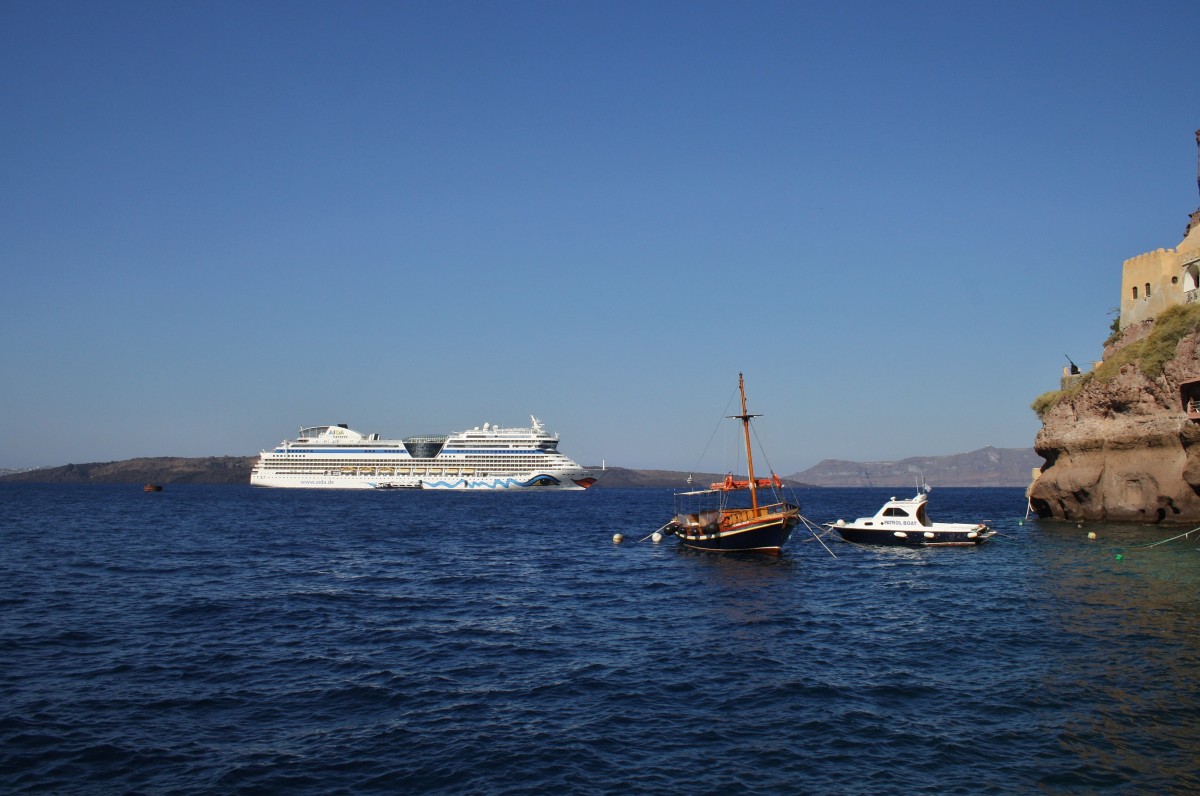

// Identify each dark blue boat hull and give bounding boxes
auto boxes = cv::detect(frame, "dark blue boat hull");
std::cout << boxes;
[834,526,991,547]
[669,510,799,556]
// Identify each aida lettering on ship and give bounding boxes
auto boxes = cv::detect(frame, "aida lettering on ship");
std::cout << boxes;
[250,416,596,490]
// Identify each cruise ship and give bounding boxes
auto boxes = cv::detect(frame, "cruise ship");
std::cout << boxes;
[250,416,597,490]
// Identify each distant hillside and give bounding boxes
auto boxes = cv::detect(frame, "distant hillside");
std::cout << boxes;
[0,449,1039,488]
[0,459,809,489]
[0,457,257,485]
[789,447,1041,487]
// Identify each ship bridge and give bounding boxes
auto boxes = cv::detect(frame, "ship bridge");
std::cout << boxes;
[403,435,448,458]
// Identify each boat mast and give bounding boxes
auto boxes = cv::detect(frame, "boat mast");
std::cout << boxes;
[734,372,760,512]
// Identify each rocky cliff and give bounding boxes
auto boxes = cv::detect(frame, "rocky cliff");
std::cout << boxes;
[1028,305,1200,523]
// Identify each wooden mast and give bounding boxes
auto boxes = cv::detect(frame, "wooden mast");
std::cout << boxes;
[735,372,760,512]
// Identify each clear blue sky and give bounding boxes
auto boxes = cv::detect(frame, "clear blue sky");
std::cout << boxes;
[2,0,1197,473]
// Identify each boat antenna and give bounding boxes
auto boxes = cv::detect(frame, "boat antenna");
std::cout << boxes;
[729,372,761,512]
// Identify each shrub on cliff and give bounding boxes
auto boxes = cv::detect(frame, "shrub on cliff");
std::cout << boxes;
[1031,376,1090,419]
[1095,303,1200,382]
[1031,390,1063,419]
[1140,304,1200,375]
[1103,307,1122,349]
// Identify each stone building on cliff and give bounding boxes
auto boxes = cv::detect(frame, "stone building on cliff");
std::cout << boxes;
[1118,129,1200,330]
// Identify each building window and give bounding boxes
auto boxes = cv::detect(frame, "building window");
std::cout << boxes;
[1173,276,1180,284]
[1146,283,1152,297]
[1133,286,1138,299]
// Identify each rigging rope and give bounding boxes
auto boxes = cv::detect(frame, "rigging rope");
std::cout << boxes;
[750,420,791,503]
[687,385,740,480]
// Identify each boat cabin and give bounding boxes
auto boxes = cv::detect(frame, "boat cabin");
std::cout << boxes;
[863,493,932,527]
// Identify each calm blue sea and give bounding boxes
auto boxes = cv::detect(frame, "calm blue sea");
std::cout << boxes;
[2,484,1199,794]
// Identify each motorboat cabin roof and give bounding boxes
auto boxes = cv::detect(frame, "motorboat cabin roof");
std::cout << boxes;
[866,492,934,526]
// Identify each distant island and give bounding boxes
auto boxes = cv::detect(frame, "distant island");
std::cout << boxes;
[0,457,257,485]
[0,447,1039,488]
[788,446,1041,488]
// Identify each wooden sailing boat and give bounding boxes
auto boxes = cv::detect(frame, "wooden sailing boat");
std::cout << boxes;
[664,373,800,555]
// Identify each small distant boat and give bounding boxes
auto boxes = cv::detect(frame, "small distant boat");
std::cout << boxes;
[826,485,995,547]
[662,373,800,556]
[143,484,163,492]
[373,481,421,490]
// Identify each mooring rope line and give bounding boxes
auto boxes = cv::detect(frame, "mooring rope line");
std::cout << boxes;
[798,515,837,558]
[1125,526,1200,549]
[638,522,672,543]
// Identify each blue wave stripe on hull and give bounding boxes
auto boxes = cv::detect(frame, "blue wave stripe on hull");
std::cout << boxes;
[423,475,563,489]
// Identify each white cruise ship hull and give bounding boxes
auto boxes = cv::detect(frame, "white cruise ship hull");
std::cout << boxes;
[249,471,593,490]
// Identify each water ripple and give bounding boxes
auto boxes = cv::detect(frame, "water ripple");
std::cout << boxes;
[2,485,1199,793]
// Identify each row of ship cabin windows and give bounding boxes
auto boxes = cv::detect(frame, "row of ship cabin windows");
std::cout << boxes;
[276,453,560,460]
[270,470,502,475]
[269,456,557,467]
[279,449,552,456]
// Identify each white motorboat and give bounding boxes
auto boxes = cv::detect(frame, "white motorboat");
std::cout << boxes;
[827,485,995,547]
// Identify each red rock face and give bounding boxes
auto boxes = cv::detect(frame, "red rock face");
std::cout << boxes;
[1030,332,1200,523]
